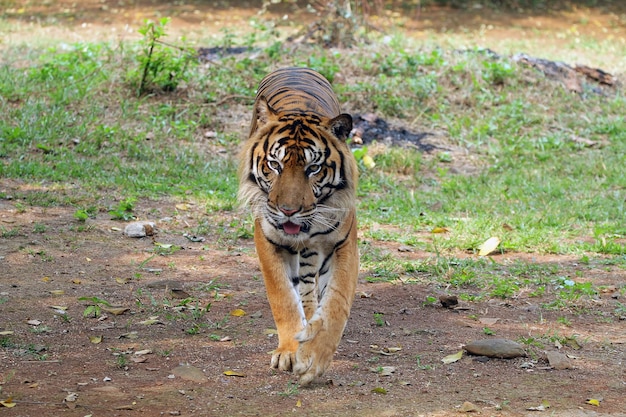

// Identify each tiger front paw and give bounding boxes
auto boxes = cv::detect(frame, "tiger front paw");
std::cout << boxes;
[270,346,296,372]
[293,331,335,386]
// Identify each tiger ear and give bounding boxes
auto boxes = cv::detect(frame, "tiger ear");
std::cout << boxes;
[328,113,353,142]
[255,96,277,129]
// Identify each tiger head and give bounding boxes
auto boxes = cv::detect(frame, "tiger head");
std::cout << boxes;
[239,96,357,245]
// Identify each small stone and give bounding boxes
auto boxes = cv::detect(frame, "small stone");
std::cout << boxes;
[439,295,458,309]
[124,221,156,238]
[546,351,573,370]
[464,338,526,359]
[170,365,206,382]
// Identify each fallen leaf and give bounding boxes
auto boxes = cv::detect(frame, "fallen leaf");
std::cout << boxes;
[49,290,65,295]
[134,349,152,355]
[115,277,128,284]
[64,392,78,402]
[27,320,42,326]
[431,226,449,234]
[0,331,14,336]
[0,398,16,408]
[41,276,51,282]
[264,328,277,335]
[230,309,246,317]
[89,335,102,344]
[219,336,232,342]
[371,387,387,394]
[175,203,190,211]
[49,305,68,311]
[72,279,82,284]
[362,155,376,169]
[586,399,600,407]
[131,356,147,363]
[223,370,246,377]
[478,318,500,325]
[478,237,501,256]
[102,306,129,316]
[118,332,139,339]
[527,400,551,411]
[139,316,162,325]
[295,399,302,407]
[441,350,463,364]
[370,366,395,376]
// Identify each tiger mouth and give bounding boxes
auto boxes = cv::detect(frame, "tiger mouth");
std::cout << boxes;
[281,221,309,235]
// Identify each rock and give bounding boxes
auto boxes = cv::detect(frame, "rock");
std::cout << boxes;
[171,365,206,382]
[439,295,458,309]
[124,221,156,238]
[546,351,573,370]
[464,338,526,359]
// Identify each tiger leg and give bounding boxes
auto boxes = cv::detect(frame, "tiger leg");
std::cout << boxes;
[293,216,358,386]
[254,221,306,372]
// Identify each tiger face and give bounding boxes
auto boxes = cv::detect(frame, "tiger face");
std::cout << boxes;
[240,96,355,247]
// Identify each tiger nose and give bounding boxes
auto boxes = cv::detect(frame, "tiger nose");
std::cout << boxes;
[279,206,299,216]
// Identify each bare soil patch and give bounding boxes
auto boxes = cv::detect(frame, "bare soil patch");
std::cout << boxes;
[1,196,625,416]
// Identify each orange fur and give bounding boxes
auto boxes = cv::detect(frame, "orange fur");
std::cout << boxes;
[238,67,358,385]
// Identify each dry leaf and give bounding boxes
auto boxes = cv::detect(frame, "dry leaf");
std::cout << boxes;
[478,318,500,325]
[27,319,42,326]
[223,370,246,377]
[134,349,152,355]
[370,366,395,376]
[118,332,139,339]
[115,277,128,284]
[41,276,51,282]
[72,279,82,284]
[0,331,14,336]
[49,290,65,295]
[131,356,147,363]
[230,309,246,317]
[219,336,232,342]
[89,335,102,344]
[175,203,190,211]
[102,306,129,316]
[264,328,277,335]
[371,387,387,394]
[478,237,501,256]
[586,399,600,407]
[431,226,449,234]
[49,305,68,311]
[0,398,16,408]
[441,350,463,364]
[295,399,302,407]
[139,316,162,325]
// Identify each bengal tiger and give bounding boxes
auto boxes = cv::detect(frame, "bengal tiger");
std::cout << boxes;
[238,67,359,386]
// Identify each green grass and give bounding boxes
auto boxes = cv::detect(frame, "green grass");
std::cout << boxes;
[0,18,624,314]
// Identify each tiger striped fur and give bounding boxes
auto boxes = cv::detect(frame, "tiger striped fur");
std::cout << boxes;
[238,67,359,386]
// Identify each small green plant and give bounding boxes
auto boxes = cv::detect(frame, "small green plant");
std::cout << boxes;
[423,296,438,306]
[1,227,20,238]
[557,316,572,326]
[78,296,112,318]
[415,355,433,370]
[278,381,300,397]
[132,17,198,95]
[115,354,128,369]
[373,312,385,327]
[33,223,46,233]
[74,206,98,222]
[483,327,496,335]
[109,198,136,221]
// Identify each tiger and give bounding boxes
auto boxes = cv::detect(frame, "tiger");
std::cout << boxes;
[238,67,359,386]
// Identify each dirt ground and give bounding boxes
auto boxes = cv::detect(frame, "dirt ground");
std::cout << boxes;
[1,1,626,416]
